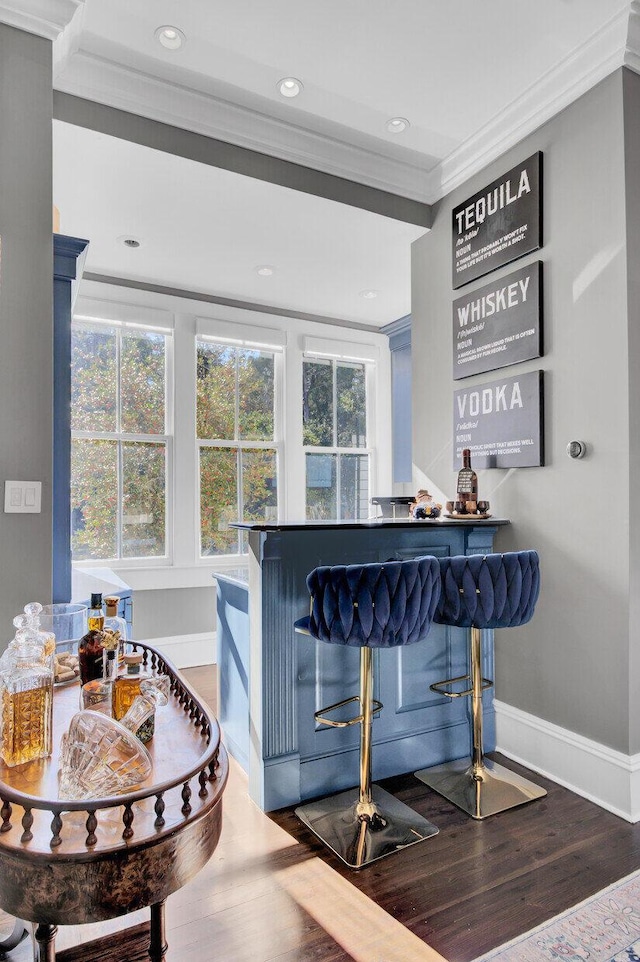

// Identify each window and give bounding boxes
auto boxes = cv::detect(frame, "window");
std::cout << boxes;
[197,340,278,556]
[70,321,170,561]
[303,358,370,520]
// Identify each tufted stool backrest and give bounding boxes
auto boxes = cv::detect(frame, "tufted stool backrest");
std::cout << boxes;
[434,550,540,630]
[300,556,441,648]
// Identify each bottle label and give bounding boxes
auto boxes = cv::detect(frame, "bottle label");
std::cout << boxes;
[457,469,475,493]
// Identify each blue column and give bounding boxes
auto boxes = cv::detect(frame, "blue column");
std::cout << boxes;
[53,234,89,603]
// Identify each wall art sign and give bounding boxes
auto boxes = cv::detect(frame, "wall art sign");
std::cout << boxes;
[452,152,542,289]
[453,369,544,468]
[452,261,543,380]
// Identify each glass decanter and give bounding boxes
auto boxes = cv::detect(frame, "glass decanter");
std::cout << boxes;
[0,629,54,767]
[58,677,169,800]
[23,602,56,671]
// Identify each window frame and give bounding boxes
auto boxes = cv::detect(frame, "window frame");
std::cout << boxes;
[302,354,374,521]
[70,315,174,568]
[195,334,284,558]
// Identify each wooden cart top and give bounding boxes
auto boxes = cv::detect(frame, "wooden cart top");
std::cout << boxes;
[0,643,226,858]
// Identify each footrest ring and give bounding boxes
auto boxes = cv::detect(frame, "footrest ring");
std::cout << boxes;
[430,674,492,699]
[315,695,383,728]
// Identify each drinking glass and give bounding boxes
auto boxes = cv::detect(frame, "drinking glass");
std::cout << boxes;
[40,604,88,650]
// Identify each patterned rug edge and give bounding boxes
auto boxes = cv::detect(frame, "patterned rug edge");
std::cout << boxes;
[473,867,640,962]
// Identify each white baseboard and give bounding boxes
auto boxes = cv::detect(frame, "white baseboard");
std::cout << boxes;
[494,699,640,823]
[145,631,216,670]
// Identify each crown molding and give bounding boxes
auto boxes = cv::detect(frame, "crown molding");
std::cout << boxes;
[624,0,640,71]
[51,2,635,205]
[381,314,411,338]
[0,0,83,40]
[427,3,631,201]
[54,50,430,204]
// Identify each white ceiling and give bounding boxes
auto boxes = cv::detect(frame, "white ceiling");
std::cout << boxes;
[47,0,634,327]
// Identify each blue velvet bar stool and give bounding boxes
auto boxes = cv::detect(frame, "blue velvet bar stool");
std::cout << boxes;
[415,550,546,820]
[294,556,441,868]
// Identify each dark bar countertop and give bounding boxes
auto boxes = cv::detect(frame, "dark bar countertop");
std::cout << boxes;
[230,517,508,532]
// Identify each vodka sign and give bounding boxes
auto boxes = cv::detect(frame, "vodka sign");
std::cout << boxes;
[453,370,544,468]
[452,152,542,289]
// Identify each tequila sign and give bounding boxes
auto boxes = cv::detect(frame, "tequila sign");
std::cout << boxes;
[452,152,542,289]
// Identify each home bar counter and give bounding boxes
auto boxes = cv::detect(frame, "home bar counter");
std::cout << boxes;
[217,518,508,811]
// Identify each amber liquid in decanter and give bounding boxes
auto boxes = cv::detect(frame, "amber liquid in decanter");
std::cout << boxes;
[2,684,53,766]
[0,636,53,767]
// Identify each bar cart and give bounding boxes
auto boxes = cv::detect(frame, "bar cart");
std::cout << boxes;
[0,643,228,961]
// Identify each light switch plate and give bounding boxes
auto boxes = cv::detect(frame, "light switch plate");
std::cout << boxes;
[4,480,42,513]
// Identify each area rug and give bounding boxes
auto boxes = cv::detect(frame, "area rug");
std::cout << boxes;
[475,869,640,962]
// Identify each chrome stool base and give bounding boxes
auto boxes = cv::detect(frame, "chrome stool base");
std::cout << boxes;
[415,756,547,820]
[295,785,438,868]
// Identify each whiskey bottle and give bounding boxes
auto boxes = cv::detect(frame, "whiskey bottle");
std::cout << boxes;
[456,448,478,511]
[87,593,104,632]
[0,629,53,766]
[113,652,157,742]
[78,630,105,685]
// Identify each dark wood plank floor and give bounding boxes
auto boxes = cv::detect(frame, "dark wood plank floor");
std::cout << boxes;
[272,760,640,961]
[184,665,640,962]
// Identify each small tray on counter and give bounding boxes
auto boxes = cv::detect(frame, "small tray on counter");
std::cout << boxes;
[444,513,492,521]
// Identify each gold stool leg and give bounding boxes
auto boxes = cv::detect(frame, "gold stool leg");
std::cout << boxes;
[415,627,547,819]
[296,647,439,868]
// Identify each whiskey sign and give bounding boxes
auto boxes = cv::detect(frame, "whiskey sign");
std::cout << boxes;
[452,152,542,289]
[453,261,543,379]
[453,369,544,468]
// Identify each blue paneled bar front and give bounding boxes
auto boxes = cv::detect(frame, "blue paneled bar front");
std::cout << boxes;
[218,518,508,812]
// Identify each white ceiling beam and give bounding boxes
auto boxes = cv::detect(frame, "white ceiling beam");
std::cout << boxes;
[53,92,433,229]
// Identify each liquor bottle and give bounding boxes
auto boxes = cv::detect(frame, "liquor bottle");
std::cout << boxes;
[104,596,128,661]
[101,628,120,698]
[78,630,105,685]
[113,652,157,742]
[456,448,478,512]
[0,628,53,766]
[87,593,104,632]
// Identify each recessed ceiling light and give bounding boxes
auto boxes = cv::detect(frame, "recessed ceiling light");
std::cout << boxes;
[278,77,303,99]
[155,25,186,50]
[256,265,275,276]
[117,235,141,249]
[359,289,379,299]
[386,117,410,134]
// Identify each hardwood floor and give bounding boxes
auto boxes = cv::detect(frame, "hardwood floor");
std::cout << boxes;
[5,664,640,962]
[183,665,640,962]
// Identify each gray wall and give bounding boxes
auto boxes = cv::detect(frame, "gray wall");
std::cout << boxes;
[412,70,633,753]
[132,586,216,639]
[0,25,53,636]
